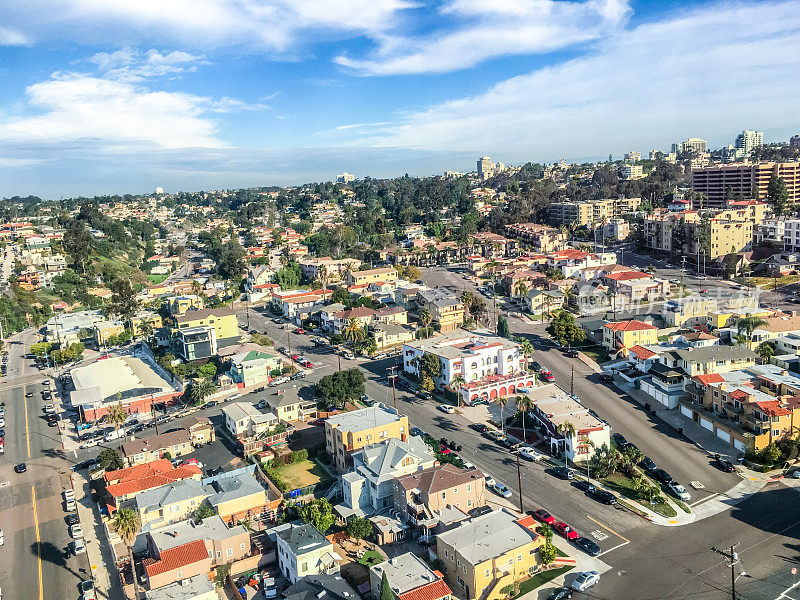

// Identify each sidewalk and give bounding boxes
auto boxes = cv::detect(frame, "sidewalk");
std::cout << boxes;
[71,472,121,600]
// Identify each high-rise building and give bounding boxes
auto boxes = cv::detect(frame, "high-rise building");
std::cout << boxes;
[790,135,800,150]
[624,151,641,162]
[620,164,644,180]
[673,138,707,155]
[734,130,764,155]
[691,162,800,207]
[336,172,355,183]
[477,156,505,180]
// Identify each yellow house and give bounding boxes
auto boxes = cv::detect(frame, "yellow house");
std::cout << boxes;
[174,307,240,348]
[263,388,318,423]
[418,289,465,333]
[135,479,207,529]
[347,267,398,286]
[325,403,409,471]
[204,471,269,522]
[603,320,658,356]
[436,510,543,600]
[373,323,415,350]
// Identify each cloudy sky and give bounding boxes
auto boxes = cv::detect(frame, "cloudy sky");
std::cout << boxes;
[1,0,799,197]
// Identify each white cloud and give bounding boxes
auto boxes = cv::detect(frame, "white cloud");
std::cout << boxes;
[0,26,28,45]
[87,48,208,81]
[335,0,632,75]
[357,1,800,158]
[0,0,416,54]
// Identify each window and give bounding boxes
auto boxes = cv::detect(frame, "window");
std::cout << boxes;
[508,558,513,565]
[462,566,466,574]
[457,559,461,568]
[227,548,233,557]
[217,551,221,558]
[442,492,447,500]
[176,571,182,578]
[485,569,490,578]
[517,554,522,562]
[467,499,472,507]
[444,549,449,559]
[241,543,246,550]
[190,499,195,507]
[773,429,781,436]
[466,484,471,492]
[380,430,388,439]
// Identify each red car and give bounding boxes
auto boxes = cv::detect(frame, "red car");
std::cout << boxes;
[554,521,579,540]
[539,370,555,383]
[296,329,305,334]
[439,445,451,454]
[533,509,555,525]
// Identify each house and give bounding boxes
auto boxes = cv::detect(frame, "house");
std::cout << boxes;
[145,574,216,600]
[336,437,436,518]
[639,363,688,409]
[173,307,240,353]
[261,387,317,423]
[273,522,340,584]
[178,415,216,445]
[392,464,486,534]
[524,385,611,462]
[283,574,360,600]
[331,307,377,335]
[104,459,202,512]
[148,515,250,568]
[417,289,465,333]
[204,469,271,523]
[435,509,543,600]
[142,539,212,590]
[662,345,756,377]
[325,403,409,471]
[524,289,564,315]
[372,323,416,351]
[220,402,286,454]
[135,478,208,530]
[370,553,452,600]
[374,306,408,326]
[603,320,659,357]
[119,429,193,467]
[347,267,398,287]
[575,282,612,315]
[228,349,283,388]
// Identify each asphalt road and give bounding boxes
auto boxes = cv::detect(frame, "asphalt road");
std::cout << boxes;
[0,330,88,600]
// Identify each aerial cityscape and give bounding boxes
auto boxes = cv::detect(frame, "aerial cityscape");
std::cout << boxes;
[2,2,800,600]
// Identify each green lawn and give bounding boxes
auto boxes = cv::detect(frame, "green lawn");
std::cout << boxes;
[266,459,332,491]
[751,275,800,289]
[147,273,169,284]
[513,567,573,599]
[579,345,611,364]
[358,550,384,567]
[603,473,677,518]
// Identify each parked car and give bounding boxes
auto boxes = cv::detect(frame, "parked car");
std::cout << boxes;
[227,393,243,401]
[532,509,555,525]
[272,318,283,324]
[650,468,673,484]
[548,587,573,600]
[564,349,579,358]
[640,456,657,471]
[589,489,617,505]
[599,372,614,383]
[553,521,579,540]
[262,578,277,599]
[437,404,455,414]
[486,429,507,442]
[65,499,76,511]
[574,537,602,557]
[492,482,513,498]
[183,459,203,469]
[668,482,691,501]
[70,524,84,538]
[712,454,736,473]
[66,513,79,526]
[409,427,424,437]
[518,446,543,461]
[574,480,596,493]
[552,466,574,480]
[79,579,96,600]
[72,539,87,555]
[539,369,555,383]
[612,432,629,448]
[483,473,496,487]
[571,571,600,592]
[290,371,307,380]
[473,424,490,434]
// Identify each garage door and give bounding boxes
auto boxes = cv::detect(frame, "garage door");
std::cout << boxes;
[716,429,731,444]
[680,405,693,419]
[700,418,713,431]
[733,439,746,452]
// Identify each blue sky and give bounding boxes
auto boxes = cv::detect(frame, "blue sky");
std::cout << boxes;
[1,0,800,198]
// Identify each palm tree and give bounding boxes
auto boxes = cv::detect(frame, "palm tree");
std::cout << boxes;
[515,395,532,443]
[343,317,366,355]
[107,401,127,434]
[756,341,775,364]
[736,316,767,348]
[419,308,432,339]
[190,280,202,296]
[514,280,528,307]
[518,339,534,369]
[450,374,466,407]
[114,508,142,599]
[190,380,216,405]
[556,419,576,468]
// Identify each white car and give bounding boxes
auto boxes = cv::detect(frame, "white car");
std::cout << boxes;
[437,404,455,414]
[44,404,55,414]
[63,489,75,501]
[518,446,543,461]
[462,461,476,470]
[668,482,691,501]
[80,580,95,600]
[571,571,600,592]
[0,529,3,546]
[492,482,513,498]
[484,473,496,487]
[70,523,84,538]
[227,393,242,401]
[73,539,87,555]
[0,417,4,428]
[65,499,76,511]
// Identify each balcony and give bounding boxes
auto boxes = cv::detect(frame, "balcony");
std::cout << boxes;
[723,402,743,415]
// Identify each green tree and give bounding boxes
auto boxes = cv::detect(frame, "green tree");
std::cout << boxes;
[343,317,366,355]
[419,308,432,339]
[108,278,139,327]
[736,316,767,348]
[297,498,335,534]
[546,310,586,347]
[98,448,123,470]
[419,352,442,381]
[107,401,127,433]
[114,508,142,600]
[557,419,576,467]
[761,443,783,464]
[420,376,434,393]
[539,542,557,566]
[218,238,246,281]
[380,572,393,600]
[62,220,92,274]
[768,174,790,215]
[189,380,216,405]
[497,314,510,338]
[346,516,373,546]
[196,362,217,380]
[194,500,217,523]
[515,395,533,443]
[756,342,775,364]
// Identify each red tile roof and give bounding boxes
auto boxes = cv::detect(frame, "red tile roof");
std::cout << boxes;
[144,539,209,578]
[604,270,651,281]
[755,400,791,417]
[104,459,201,502]
[729,389,752,401]
[695,373,725,386]
[629,345,657,359]
[515,515,536,529]
[604,320,657,332]
[104,459,173,484]
[398,579,452,600]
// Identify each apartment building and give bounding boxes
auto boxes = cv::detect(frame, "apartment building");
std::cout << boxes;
[347,267,398,287]
[330,306,376,334]
[274,522,339,584]
[603,320,658,357]
[172,306,240,356]
[262,388,317,423]
[417,289,465,332]
[143,539,213,591]
[135,478,208,529]
[691,162,800,208]
[436,509,543,600]
[402,331,531,405]
[148,515,250,570]
[620,164,644,180]
[503,223,568,253]
[299,257,361,282]
[119,430,193,467]
[104,459,202,512]
[548,197,641,227]
[370,554,453,600]
[661,345,757,377]
[325,403,409,471]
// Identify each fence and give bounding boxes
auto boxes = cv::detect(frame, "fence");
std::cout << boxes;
[284,478,338,501]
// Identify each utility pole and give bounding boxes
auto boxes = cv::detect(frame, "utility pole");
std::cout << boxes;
[516,451,523,514]
[388,366,398,410]
[712,543,743,600]
[570,364,575,396]
[287,331,295,374]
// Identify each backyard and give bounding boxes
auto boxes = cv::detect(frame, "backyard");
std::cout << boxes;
[265,457,333,492]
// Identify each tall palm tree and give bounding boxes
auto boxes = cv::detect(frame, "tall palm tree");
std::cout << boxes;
[515,395,532,443]
[756,342,775,364]
[190,380,216,405]
[514,280,528,307]
[190,280,202,296]
[556,419,576,468]
[107,401,127,434]
[419,308,432,339]
[450,374,466,407]
[736,316,767,348]
[114,508,142,599]
[518,339,534,369]
[343,317,366,355]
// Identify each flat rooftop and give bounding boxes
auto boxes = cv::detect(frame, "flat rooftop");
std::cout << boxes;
[70,356,176,405]
[325,403,402,433]
[372,553,439,595]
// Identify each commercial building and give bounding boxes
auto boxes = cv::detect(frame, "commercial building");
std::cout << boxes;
[69,355,182,423]
[402,331,532,404]
[436,509,543,600]
[691,162,800,208]
[673,138,707,155]
[477,156,505,180]
[325,403,409,471]
[338,437,436,517]
[417,289,465,332]
[45,309,107,345]
[734,130,764,155]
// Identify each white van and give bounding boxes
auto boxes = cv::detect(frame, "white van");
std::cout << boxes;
[104,428,124,442]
